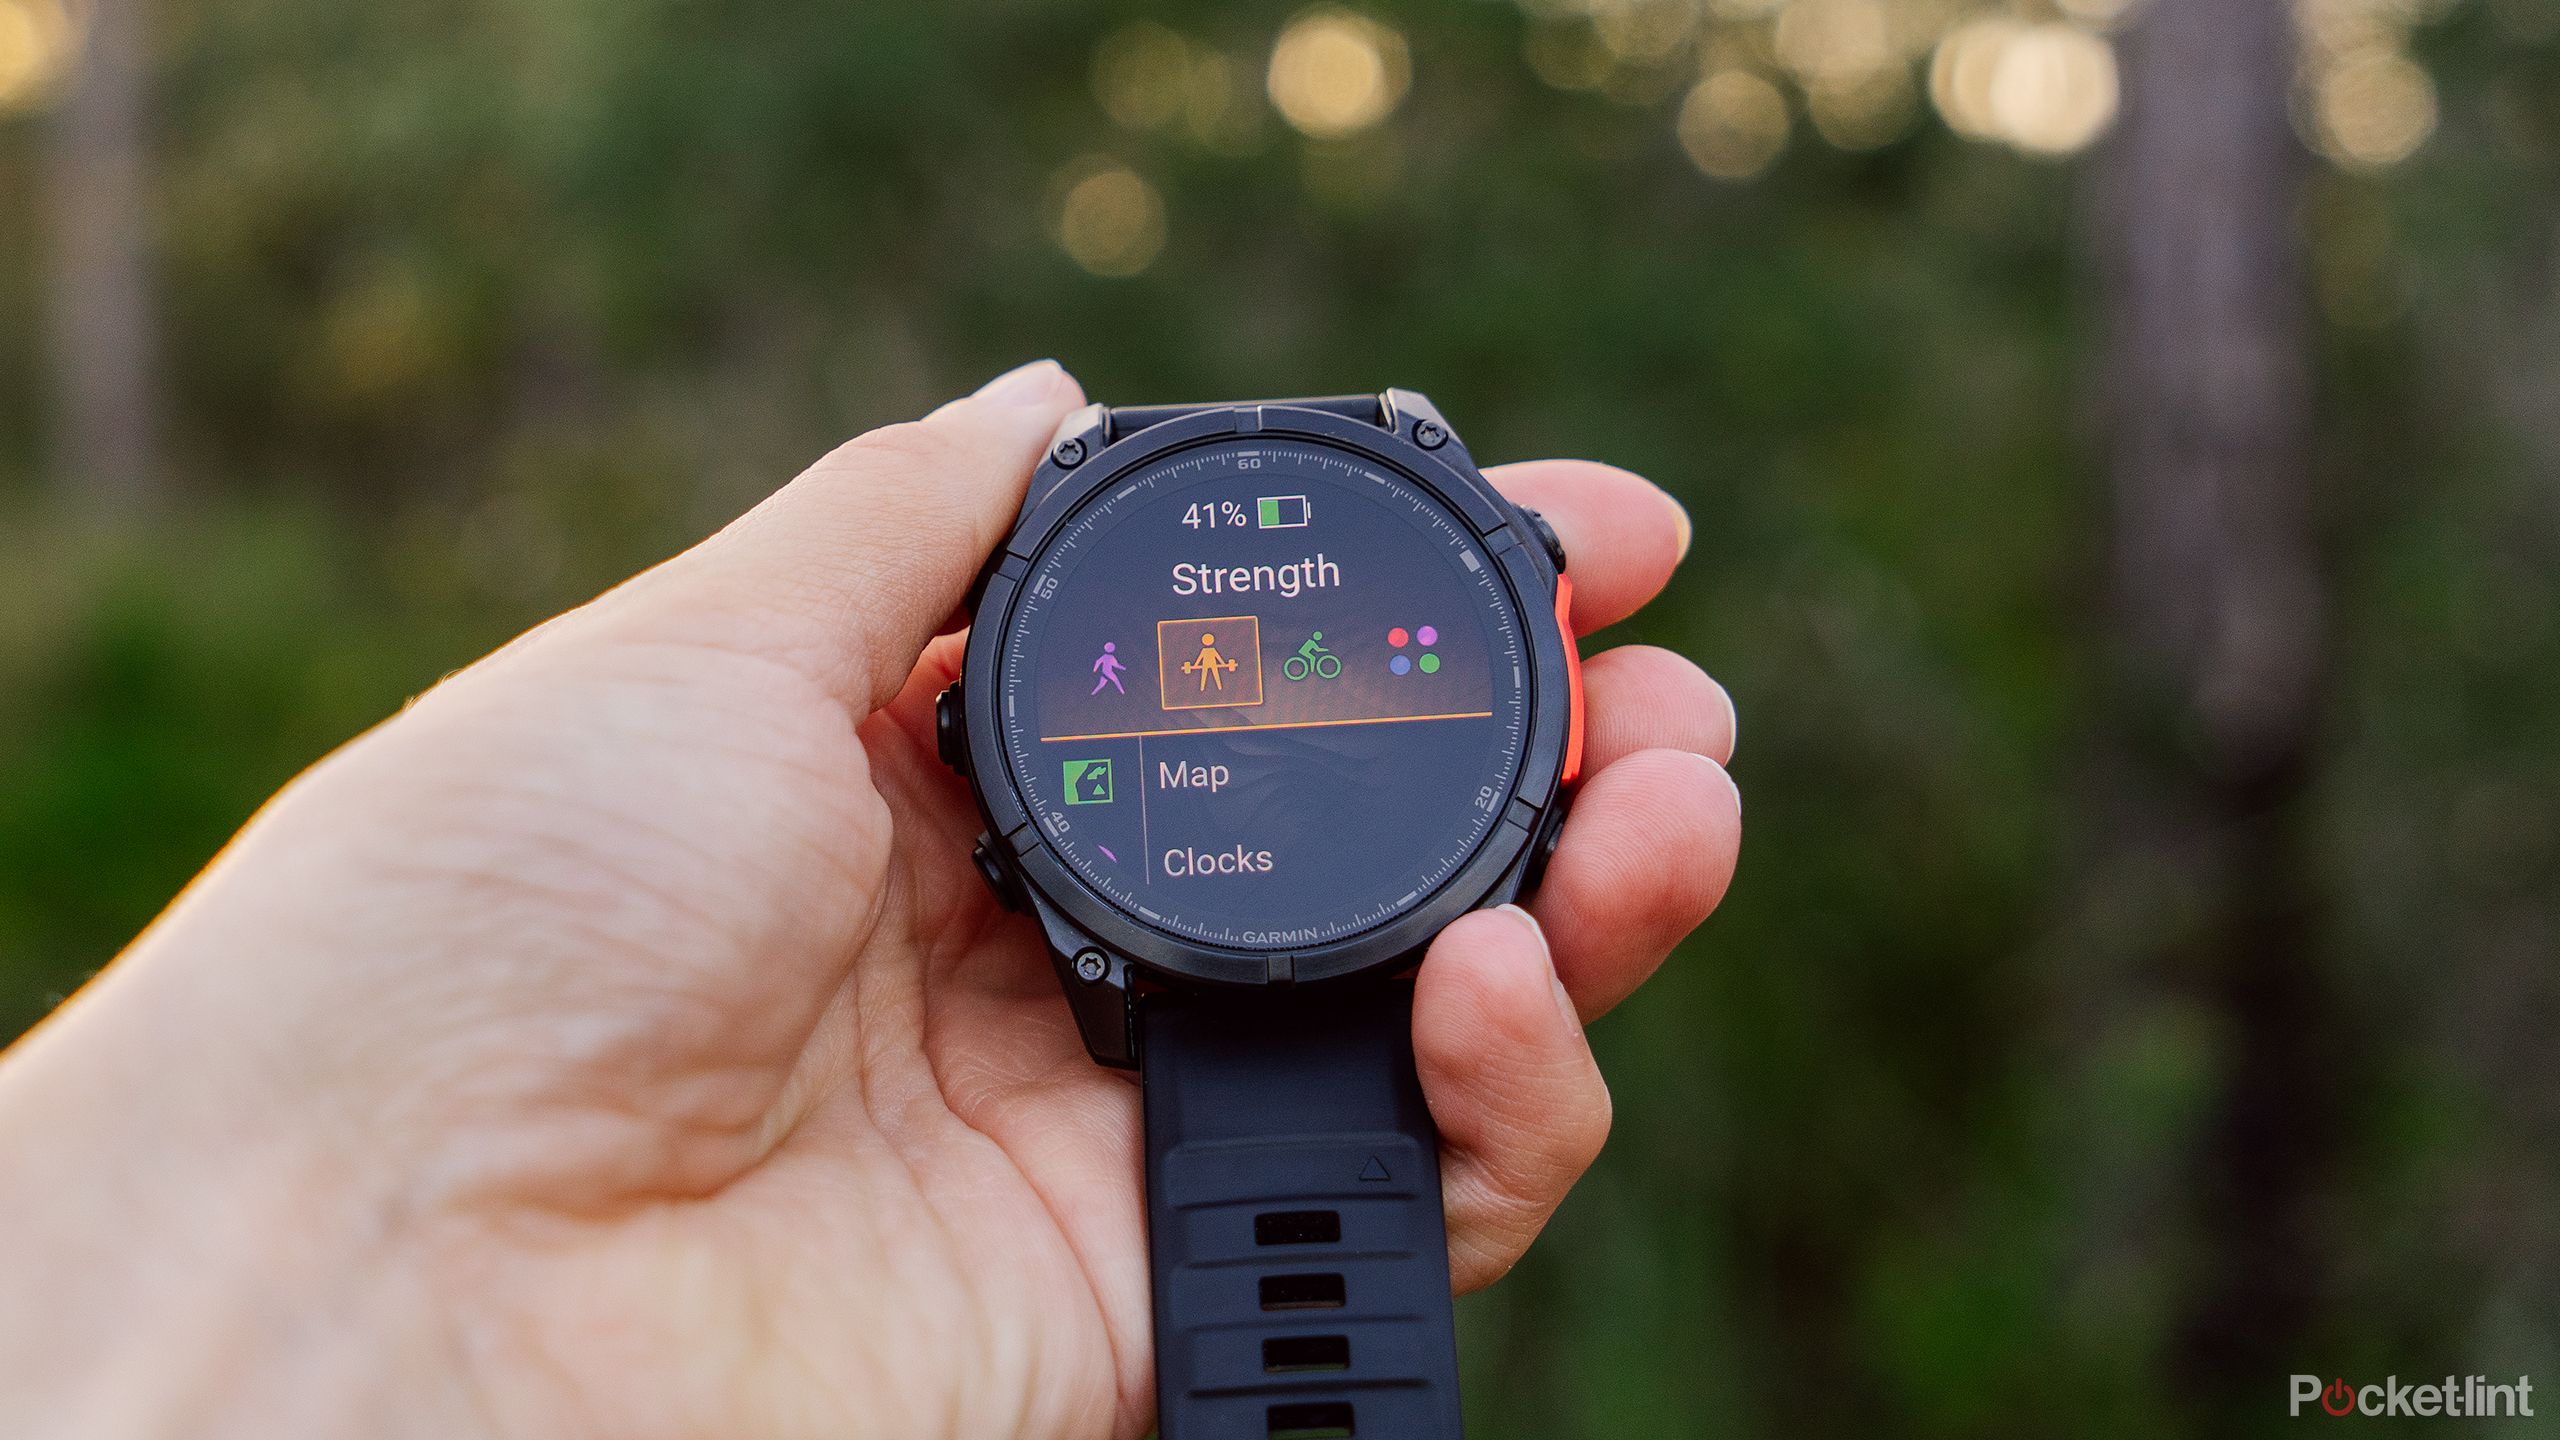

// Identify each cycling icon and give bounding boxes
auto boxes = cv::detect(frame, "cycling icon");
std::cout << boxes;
[1283,631,1342,681]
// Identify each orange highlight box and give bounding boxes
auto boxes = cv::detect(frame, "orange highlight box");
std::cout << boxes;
[1157,616,1263,711]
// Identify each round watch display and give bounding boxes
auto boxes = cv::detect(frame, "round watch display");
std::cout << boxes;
[993,435,1533,950]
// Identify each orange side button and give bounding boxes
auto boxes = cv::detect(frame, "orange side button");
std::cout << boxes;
[1556,573,1586,785]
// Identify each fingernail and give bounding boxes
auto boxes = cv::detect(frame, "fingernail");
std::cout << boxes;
[974,358,1069,407]
[1689,750,1740,818]
[1497,904,1577,1025]
[1667,492,1693,565]
[1495,902,1547,949]
[1712,677,1738,764]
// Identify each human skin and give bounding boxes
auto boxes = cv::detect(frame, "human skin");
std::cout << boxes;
[0,362,1741,1440]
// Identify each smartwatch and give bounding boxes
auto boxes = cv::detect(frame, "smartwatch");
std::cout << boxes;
[936,390,1584,1439]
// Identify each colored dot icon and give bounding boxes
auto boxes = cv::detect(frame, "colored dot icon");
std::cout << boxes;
[1387,623,1440,676]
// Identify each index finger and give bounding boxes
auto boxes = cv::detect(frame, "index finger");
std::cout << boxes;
[609,361,1086,712]
[1485,460,1691,634]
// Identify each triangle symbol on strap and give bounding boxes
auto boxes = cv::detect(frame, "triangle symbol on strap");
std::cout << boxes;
[1358,1155,1392,1183]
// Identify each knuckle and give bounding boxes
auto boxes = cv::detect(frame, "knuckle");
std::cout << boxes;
[831,419,956,481]
[1517,1061,1612,1187]
[811,419,988,585]
[1501,1071,1613,1200]
[1564,1073,1614,1171]
[1445,1172,1545,1291]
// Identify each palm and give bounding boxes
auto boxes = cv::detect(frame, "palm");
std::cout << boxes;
[415,631,1153,1438]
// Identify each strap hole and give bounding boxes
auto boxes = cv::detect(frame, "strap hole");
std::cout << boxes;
[1258,1272,1346,1311]
[1254,1209,1342,1246]
[1267,1400,1355,1438]
[1261,1334,1351,1373]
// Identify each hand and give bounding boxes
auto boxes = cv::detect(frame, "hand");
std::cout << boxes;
[0,363,1742,1440]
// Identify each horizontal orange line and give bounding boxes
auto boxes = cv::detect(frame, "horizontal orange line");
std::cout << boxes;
[1040,711,1495,743]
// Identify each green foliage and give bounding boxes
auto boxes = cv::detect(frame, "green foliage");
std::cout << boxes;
[5,0,2559,1433]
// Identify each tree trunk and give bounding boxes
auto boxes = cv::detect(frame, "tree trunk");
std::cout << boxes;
[2092,0,2339,1404]
[45,0,161,509]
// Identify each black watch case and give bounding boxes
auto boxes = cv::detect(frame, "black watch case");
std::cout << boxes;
[939,390,1582,1067]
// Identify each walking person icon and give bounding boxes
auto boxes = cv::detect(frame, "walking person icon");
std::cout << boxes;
[1090,641,1127,695]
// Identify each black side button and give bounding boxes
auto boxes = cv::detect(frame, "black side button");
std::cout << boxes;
[971,835,1028,913]
[1522,506,1569,574]
[1523,794,1571,895]
[936,683,968,775]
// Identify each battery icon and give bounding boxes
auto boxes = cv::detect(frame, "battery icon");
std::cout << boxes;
[1256,495,1312,529]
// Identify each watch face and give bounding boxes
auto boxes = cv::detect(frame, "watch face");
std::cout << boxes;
[996,435,1533,950]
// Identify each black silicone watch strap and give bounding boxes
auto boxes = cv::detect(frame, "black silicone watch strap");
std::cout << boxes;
[1140,981,1465,1440]
[1106,394,1386,442]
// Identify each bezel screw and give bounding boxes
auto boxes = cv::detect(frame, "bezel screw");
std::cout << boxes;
[1052,437,1088,468]
[1413,420,1449,450]
[1073,949,1109,983]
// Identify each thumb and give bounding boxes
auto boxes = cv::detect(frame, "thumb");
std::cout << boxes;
[616,359,1085,710]
[1412,904,1613,1291]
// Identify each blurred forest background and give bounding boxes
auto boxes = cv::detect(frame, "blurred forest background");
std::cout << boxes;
[4,0,2557,1433]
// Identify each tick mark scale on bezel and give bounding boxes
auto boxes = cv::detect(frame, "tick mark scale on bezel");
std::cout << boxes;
[955,400,1575,1000]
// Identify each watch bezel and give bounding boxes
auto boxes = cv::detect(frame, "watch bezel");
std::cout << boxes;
[960,402,1573,990]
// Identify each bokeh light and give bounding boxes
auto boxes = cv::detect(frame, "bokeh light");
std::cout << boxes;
[2292,0,2444,172]
[1774,0,1895,85]
[1092,22,1194,133]
[1502,0,2448,173]
[1985,22,2118,156]
[1052,159,1168,278]
[1930,18,2117,158]
[1268,7,1412,139]
[1594,0,1698,65]
[0,0,75,112]
[1523,21,1613,91]
[1808,66,1918,152]
[2296,0,2399,60]
[2310,44,2438,168]
[1678,69,1790,180]
[1184,48,1265,155]
[1929,18,2021,140]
